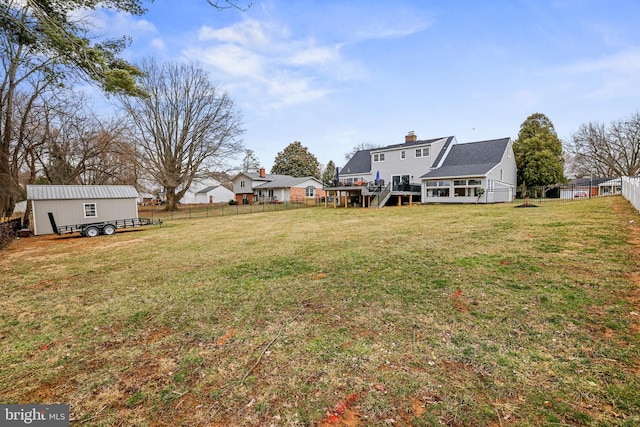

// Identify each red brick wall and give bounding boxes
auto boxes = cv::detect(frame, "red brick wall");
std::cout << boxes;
[235,193,254,203]
[290,187,326,202]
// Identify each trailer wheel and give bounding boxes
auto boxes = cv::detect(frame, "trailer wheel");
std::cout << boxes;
[102,224,116,235]
[84,226,100,237]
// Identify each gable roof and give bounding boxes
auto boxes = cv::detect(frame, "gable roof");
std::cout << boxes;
[568,177,615,186]
[421,138,511,179]
[372,136,454,152]
[27,185,140,200]
[235,171,289,182]
[340,150,372,175]
[196,185,220,194]
[254,176,321,189]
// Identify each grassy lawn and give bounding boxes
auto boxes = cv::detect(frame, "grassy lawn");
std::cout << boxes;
[1,197,639,426]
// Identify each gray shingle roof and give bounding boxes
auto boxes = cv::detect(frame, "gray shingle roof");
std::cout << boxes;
[240,172,289,181]
[421,138,511,179]
[340,150,372,175]
[254,176,318,189]
[27,185,140,200]
[373,136,453,151]
[196,185,220,194]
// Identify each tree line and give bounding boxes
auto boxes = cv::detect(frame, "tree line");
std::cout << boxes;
[2,1,639,219]
[514,111,640,197]
[0,0,335,217]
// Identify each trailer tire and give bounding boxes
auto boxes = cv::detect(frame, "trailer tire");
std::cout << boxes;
[84,226,100,237]
[102,224,116,235]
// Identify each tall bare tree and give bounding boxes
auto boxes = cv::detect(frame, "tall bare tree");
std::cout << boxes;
[344,142,381,161]
[119,60,244,211]
[567,112,640,177]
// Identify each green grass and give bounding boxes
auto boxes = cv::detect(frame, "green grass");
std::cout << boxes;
[1,197,639,426]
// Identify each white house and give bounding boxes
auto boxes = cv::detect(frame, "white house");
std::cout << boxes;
[179,179,235,204]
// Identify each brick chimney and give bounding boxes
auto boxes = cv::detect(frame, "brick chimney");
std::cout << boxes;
[405,131,417,143]
[259,167,266,178]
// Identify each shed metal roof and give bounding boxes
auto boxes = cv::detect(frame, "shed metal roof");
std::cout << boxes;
[27,185,140,200]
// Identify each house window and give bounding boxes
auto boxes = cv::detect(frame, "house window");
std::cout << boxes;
[305,186,315,197]
[373,153,385,162]
[453,178,483,197]
[83,203,97,218]
[425,180,451,197]
[415,147,430,158]
[240,180,245,188]
[401,151,406,159]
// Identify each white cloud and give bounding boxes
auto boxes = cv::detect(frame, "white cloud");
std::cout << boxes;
[198,20,278,48]
[183,18,361,111]
[562,49,640,74]
[150,38,166,50]
[288,44,341,67]
[77,8,157,38]
[558,49,640,99]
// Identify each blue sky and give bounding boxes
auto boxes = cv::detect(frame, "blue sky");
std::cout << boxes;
[92,0,640,170]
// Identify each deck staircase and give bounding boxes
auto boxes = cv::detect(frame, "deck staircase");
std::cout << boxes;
[369,183,391,208]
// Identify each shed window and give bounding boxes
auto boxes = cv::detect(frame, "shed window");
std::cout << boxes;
[83,203,97,218]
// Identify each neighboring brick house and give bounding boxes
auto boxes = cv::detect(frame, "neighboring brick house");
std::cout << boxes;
[231,168,326,204]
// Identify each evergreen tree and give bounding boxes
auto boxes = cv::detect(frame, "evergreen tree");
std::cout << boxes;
[513,113,565,197]
[271,141,320,178]
[321,160,337,185]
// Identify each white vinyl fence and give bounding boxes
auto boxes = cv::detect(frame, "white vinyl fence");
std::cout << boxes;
[622,176,640,212]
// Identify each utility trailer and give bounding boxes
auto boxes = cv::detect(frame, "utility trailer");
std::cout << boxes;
[47,212,160,237]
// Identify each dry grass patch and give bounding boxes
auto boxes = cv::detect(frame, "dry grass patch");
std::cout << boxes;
[1,197,639,426]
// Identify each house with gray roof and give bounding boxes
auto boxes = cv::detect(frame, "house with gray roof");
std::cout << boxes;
[231,168,326,204]
[329,133,516,206]
[421,137,516,203]
[27,185,140,235]
[179,178,234,204]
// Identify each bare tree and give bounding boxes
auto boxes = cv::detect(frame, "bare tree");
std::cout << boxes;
[119,59,244,211]
[0,2,59,217]
[567,112,640,177]
[344,142,381,161]
[23,90,136,186]
[239,149,261,172]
